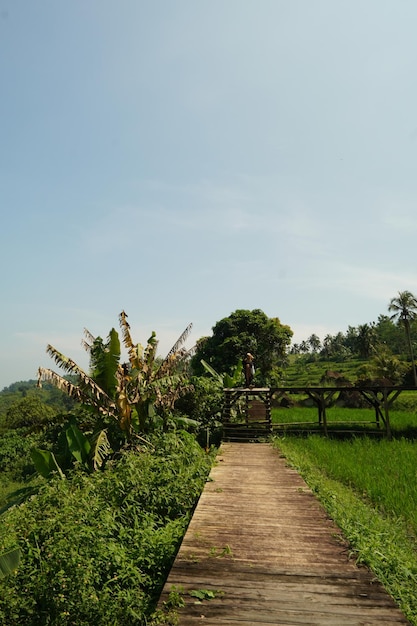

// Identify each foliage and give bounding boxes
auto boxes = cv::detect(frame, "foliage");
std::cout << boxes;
[357,346,409,385]
[284,346,413,389]
[0,549,20,579]
[191,309,293,384]
[320,332,352,361]
[3,397,57,433]
[374,314,408,354]
[199,359,243,388]
[0,430,40,478]
[290,314,417,363]
[388,290,417,386]
[37,312,194,449]
[0,381,75,422]
[0,431,213,626]
[174,376,223,447]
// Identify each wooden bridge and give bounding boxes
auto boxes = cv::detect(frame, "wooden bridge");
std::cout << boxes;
[158,443,410,625]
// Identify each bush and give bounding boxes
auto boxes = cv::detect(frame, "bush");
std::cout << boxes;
[0,430,41,480]
[0,431,213,625]
[175,376,223,446]
[3,397,58,433]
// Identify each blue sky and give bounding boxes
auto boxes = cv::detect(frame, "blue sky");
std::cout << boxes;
[2,1,417,389]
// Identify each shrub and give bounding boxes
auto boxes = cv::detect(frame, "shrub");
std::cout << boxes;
[175,376,223,446]
[0,431,41,480]
[3,397,58,433]
[0,431,212,625]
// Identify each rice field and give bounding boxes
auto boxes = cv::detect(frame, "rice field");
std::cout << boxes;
[273,424,417,624]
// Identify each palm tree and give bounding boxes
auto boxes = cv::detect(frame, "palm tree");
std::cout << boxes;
[388,291,417,386]
[356,323,377,359]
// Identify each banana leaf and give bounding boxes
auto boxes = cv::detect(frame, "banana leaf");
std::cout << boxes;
[0,548,21,579]
[200,360,223,383]
[65,422,91,465]
[91,429,111,471]
[31,448,65,479]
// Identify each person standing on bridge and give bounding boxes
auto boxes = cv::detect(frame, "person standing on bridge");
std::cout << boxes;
[243,352,255,387]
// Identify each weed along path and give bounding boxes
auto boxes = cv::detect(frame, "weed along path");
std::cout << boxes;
[157,442,410,625]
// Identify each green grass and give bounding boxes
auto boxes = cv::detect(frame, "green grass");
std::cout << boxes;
[282,357,366,386]
[274,434,417,624]
[272,405,417,434]
[0,478,27,508]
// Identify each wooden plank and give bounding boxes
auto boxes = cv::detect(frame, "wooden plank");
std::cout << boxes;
[157,443,410,625]
[248,399,267,420]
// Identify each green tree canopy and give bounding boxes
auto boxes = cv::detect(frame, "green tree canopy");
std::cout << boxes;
[4,396,57,432]
[191,309,293,384]
[388,290,417,386]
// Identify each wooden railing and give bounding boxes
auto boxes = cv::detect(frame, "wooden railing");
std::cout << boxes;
[223,386,417,438]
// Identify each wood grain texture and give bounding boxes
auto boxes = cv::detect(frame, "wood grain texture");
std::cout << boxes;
[158,443,410,625]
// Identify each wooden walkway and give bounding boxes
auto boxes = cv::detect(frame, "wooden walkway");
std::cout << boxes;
[158,443,410,625]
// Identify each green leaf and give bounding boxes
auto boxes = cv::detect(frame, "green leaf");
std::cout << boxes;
[0,548,21,579]
[91,429,111,470]
[200,360,223,383]
[189,589,220,601]
[65,422,91,465]
[173,416,200,429]
[31,448,65,479]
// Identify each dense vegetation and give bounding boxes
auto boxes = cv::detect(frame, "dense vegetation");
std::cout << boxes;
[191,308,293,385]
[1,295,417,623]
[0,314,219,625]
[0,431,212,625]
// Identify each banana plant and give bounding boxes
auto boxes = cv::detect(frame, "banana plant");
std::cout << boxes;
[118,312,194,432]
[38,311,194,442]
[201,359,243,388]
[31,418,111,478]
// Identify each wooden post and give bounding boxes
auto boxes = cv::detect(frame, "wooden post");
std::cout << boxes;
[320,393,328,436]
[383,388,392,440]
[266,390,272,432]
[223,390,231,424]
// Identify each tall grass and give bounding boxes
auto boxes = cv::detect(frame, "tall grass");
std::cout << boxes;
[272,406,417,432]
[274,434,417,624]
[278,435,417,534]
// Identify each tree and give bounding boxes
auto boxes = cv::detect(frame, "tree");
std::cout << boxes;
[388,291,417,386]
[38,311,194,441]
[307,334,322,354]
[356,323,377,359]
[4,396,57,432]
[191,309,293,384]
[320,332,351,361]
[374,314,406,354]
[359,345,409,386]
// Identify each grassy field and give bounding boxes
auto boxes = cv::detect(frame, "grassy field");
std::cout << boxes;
[273,430,417,624]
[271,359,417,624]
[272,405,417,434]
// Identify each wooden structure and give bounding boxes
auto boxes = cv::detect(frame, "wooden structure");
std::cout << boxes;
[158,443,410,624]
[223,386,416,439]
[223,388,272,440]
